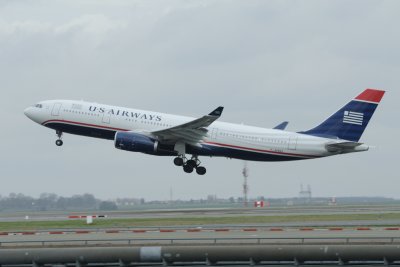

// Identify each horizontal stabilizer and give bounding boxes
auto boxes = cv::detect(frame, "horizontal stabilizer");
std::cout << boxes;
[326,142,368,153]
[273,121,289,130]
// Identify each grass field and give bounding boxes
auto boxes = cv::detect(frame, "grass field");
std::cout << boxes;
[1,213,400,231]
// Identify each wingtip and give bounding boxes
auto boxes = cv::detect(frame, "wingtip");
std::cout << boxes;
[355,88,385,103]
[273,121,289,130]
[209,106,224,116]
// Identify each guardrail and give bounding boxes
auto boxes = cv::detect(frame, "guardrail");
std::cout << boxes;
[1,236,400,247]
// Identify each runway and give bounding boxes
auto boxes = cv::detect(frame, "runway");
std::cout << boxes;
[1,204,400,223]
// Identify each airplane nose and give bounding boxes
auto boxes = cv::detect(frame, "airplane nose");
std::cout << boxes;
[24,107,32,118]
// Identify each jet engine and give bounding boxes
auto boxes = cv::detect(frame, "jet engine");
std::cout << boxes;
[114,131,175,155]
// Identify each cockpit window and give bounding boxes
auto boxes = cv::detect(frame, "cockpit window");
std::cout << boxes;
[34,104,43,108]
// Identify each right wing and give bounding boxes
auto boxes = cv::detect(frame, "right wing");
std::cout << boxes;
[273,121,289,130]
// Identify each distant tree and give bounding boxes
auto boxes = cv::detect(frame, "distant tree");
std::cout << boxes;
[99,201,118,211]
[56,197,67,210]
[68,193,97,209]
[36,193,59,210]
[3,193,34,210]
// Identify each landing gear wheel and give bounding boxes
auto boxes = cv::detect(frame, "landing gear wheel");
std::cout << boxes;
[186,159,197,168]
[55,139,63,146]
[196,166,206,175]
[55,130,63,146]
[173,157,184,166]
[183,164,194,173]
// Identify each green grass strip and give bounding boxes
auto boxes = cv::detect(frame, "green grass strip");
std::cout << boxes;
[1,213,400,231]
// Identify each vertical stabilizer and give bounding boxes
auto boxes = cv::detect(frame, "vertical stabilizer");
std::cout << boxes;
[301,89,385,142]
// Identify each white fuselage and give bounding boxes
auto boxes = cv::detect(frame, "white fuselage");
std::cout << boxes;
[24,100,369,161]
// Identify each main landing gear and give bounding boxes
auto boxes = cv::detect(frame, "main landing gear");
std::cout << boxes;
[55,130,63,146]
[173,155,206,175]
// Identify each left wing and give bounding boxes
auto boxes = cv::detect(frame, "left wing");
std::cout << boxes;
[151,106,224,145]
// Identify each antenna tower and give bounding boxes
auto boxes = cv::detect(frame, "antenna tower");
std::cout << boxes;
[299,184,312,203]
[242,161,249,207]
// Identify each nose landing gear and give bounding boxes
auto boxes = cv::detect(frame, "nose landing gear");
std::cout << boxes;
[173,155,207,175]
[55,130,63,146]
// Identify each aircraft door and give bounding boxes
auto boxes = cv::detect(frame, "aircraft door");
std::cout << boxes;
[102,113,111,124]
[210,128,218,139]
[288,136,298,150]
[51,103,62,116]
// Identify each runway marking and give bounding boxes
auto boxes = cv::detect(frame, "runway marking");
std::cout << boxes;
[1,227,400,236]
[75,231,90,234]
[159,229,175,233]
[49,231,64,235]
[132,230,147,233]
[356,227,371,231]
[269,228,284,231]
[21,232,35,235]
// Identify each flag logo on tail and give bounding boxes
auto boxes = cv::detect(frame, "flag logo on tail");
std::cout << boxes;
[343,111,364,125]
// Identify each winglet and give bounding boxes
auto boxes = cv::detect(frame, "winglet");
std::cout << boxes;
[273,121,289,130]
[209,106,224,117]
[354,88,385,104]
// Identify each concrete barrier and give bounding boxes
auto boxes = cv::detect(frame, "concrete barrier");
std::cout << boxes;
[1,244,400,265]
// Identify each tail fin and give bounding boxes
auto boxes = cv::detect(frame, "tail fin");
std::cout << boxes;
[301,89,385,142]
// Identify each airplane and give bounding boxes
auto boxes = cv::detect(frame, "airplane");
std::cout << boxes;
[24,88,385,175]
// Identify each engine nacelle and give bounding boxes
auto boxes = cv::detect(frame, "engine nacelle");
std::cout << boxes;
[115,132,158,154]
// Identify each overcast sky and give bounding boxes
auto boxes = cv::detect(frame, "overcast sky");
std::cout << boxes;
[1,0,399,201]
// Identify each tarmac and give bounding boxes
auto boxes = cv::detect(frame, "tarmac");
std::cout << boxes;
[1,226,400,247]
[1,205,400,222]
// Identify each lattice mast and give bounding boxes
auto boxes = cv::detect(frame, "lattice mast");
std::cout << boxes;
[242,161,249,207]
